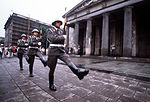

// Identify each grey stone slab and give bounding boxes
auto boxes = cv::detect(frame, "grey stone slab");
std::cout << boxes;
[2,94,29,102]
[138,82,150,89]
[100,88,121,99]
[112,80,130,88]
[128,84,146,93]
[106,98,120,102]
[146,88,150,96]
[61,95,86,102]
[28,92,56,102]
[84,92,108,102]
[119,95,141,102]
[134,91,150,102]
[69,86,92,98]
[49,90,76,101]
[116,87,135,97]
[22,86,43,97]
[102,83,118,91]
[0,88,25,101]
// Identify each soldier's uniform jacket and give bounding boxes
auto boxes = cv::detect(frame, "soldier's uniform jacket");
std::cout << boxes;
[47,26,66,55]
[17,39,28,54]
[28,35,42,55]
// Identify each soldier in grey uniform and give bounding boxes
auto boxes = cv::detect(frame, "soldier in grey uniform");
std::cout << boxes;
[17,34,29,70]
[28,29,47,77]
[47,19,89,91]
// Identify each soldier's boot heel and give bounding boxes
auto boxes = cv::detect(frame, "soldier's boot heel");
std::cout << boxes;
[49,84,57,91]
[29,74,34,77]
[20,67,23,71]
[49,76,57,91]
[77,69,89,80]
[68,62,89,80]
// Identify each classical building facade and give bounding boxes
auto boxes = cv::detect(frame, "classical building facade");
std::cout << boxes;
[64,0,150,58]
[4,13,50,46]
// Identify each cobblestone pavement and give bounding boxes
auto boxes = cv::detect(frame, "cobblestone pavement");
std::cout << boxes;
[0,57,150,102]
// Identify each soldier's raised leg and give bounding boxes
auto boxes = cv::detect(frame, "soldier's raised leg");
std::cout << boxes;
[36,51,47,67]
[59,54,89,80]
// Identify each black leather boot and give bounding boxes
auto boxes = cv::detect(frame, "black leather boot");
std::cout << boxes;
[29,64,34,77]
[41,59,47,67]
[49,76,57,91]
[77,69,89,80]
[68,62,89,80]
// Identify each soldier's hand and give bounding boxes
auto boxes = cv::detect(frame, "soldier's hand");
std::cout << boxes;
[63,35,67,39]
[38,42,41,46]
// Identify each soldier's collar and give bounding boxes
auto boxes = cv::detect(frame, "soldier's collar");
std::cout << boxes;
[52,25,60,30]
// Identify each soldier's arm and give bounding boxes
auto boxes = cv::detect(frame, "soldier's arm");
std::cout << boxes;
[17,40,26,47]
[28,37,37,46]
[47,28,64,44]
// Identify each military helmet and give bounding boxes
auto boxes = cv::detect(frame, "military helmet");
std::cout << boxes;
[52,20,63,26]
[32,29,39,33]
[21,34,26,37]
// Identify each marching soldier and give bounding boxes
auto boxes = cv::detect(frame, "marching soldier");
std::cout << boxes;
[47,19,89,91]
[28,29,47,77]
[17,34,29,70]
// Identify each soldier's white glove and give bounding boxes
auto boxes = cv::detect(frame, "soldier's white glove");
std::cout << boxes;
[25,43,28,46]
[38,42,41,46]
[63,35,67,39]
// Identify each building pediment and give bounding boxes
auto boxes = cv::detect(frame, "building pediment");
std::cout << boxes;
[64,0,104,17]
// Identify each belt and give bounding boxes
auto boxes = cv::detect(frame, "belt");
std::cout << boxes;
[49,44,64,47]
[29,46,39,49]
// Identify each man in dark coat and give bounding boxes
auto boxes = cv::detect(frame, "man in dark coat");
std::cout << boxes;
[47,19,89,91]
[28,29,47,77]
[17,34,29,70]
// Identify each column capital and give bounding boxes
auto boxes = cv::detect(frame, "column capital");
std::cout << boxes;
[124,6,134,10]
[102,13,110,17]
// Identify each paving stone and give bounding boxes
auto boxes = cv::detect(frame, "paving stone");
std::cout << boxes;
[129,84,146,93]
[106,98,120,102]
[116,87,135,97]
[49,89,76,101]
[112,80,130,88]
[138,82,150,89]
[61,95,86,102]
[84,92,108,102]
[100,88,121,99]
[119,95,142,102]
[146,88,150,96]
[0,88,25,101]
[69,86,92,98]
[134,91,150,102]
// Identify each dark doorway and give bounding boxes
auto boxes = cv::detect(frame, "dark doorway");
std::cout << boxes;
[78,21,87,55]
[109,10,124,57]
[135,1,150,58]
[91,17,102,56]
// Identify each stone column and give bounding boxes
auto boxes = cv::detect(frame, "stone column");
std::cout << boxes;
[85,19,92,55]
[94,27,100,55]
[74,22,79,53]
[132,18,137,57]
[101,13,109,56]
[65,26,69,48]
[123,6,132,57]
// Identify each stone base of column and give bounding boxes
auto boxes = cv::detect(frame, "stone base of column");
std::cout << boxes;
[123,48,132,57]
[85,48,91,55]
[101,48,108,56]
